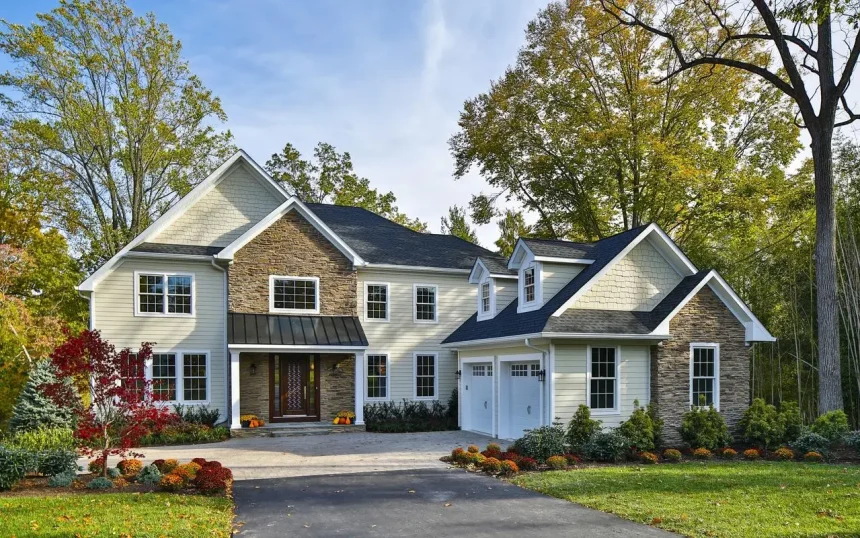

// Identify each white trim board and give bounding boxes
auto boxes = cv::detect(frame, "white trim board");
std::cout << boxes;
[79,150,289,291]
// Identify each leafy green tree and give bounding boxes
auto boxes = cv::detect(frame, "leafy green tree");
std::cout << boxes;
[0,0,235,267]
[441,205,479,244]
[495,209,533,257]
[266,141,427,232]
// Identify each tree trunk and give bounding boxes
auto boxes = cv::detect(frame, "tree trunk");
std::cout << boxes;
[812,129,844,413]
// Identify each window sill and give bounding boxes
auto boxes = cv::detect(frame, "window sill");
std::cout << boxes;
[366,397,390,402]
[413,319,439,325]
[414,396,438,401]
[270,308,320,315]
[589,409,620,416]
[364,317,390,323]
[134,312,195,319]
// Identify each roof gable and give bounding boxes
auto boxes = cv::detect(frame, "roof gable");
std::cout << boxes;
[79,150,288,291]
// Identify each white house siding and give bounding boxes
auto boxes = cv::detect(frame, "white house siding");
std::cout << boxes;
[357,269,477,404]
[541,262,584,303]
[574,239,681,311]
[152,163,282,247]
[494,279,518,314]
[553,342,650,428]
[92,258,227,420]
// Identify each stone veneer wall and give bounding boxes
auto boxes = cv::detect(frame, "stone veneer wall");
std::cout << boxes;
[227,210,357,315]
[650,286,750,446]
[238,353,355,422]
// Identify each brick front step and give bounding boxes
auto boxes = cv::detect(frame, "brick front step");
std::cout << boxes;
[232,423,366,438]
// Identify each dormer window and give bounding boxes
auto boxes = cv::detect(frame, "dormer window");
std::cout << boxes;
[523,267,536,303]
[481,282,490,313]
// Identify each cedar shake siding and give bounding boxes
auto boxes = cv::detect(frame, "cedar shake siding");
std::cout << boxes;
[228,210,357,315]
[650,286,750,446]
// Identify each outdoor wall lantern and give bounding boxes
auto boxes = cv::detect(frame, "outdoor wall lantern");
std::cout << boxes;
[537,369,546,382]
[455,369,462,380]
[250,363,257,376]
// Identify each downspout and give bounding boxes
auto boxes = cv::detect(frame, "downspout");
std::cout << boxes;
[524,338,550,426]
[210,259,230,425]
[78,290,93,331]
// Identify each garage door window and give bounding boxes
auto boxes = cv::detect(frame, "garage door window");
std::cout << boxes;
[588,347,617,412]
[414,353,437,399]
[472,364,493,377]
[367,355,388,400]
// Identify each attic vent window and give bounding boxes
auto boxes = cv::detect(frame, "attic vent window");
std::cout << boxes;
[523,267,536,303]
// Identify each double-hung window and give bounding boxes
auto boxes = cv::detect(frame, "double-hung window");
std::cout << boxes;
[523,267,536,303]
[481,282,490,313]
[691,345,719,408]
[588,346,617,412]
[270,276,319,314]
[365,283,389,321]
[414,284,438,323]
[135,272,194,316]
[148,351,208,403]
[414,353,437,399]
[366,354,388,400]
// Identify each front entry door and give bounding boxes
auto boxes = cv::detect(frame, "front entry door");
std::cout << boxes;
[270,354,320,422]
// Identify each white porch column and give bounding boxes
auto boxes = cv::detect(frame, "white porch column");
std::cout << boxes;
[230,351,241,429]
[354,351,365,425]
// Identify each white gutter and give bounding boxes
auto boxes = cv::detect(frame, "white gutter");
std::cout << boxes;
[362,263,471,274]
[442,331,669,349]
[126,252,214,261]
[209,259,230,424]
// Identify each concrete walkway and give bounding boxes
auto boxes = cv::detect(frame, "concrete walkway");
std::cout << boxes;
[101,430,496,480]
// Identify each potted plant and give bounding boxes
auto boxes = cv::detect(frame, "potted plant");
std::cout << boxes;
[334,410,356,425]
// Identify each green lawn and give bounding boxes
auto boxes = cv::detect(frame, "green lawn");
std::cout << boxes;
[0,492,233,537]
[514,462,860,538]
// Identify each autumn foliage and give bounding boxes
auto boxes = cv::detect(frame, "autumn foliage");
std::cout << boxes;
[45,330,173,476]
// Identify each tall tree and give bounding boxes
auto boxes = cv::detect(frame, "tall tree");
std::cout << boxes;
[598,0,860,414]
[266,142,428,232]
[495,209,533,258]
[0,0,234,267]
[451,0,800,246]
[441,205,479,244]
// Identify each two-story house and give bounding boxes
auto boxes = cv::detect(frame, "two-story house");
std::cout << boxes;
[78,150,774,444]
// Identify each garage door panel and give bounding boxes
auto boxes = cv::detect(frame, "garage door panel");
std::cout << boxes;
[503,361,541,439]
[463,362,493,435]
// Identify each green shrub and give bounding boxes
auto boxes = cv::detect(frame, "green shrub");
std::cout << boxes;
[583,430,630,463]
[679,404,730,450]
[738,399,784,449]
[86,477,113,489]
[546,455,567,469]
[362,399,457,432]
[139,424,230,446]
[566,405,601,453]
[844,431,860,453]
[662,448,682,462]
[811,410,850,442]
[172,404,221,427]
[0,447,34,491]
[791,431,831,457]
[618,401,657,452]
[9,361,78,433]
[107,467,121,479]
[36,450,78,477]
[136,464,162,485]
[48,471,76,488]
[5,427,75,452]
[511,424,566,462]
[779,401,804,442]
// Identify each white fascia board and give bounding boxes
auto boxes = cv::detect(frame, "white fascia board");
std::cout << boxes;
[441,331,668,349]
[124,252,214,262]
[469,258,490,284]
[440,332,545,349]
[228,344,369,352]
[534,256,595,265]
[79,150,278,291]
[490,273,518,279]
[362,264,470,274]
[551,224,698,317]
[649,270,775,342]
[507,239,534,270]
[648,226,698,275]
[215,198,365,266]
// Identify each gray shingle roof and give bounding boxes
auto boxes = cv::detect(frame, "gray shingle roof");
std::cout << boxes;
[131,243,222,256]
[228,313,368,347]
[306,203,497,270]
[522,238,597,260]
[477,255,517,276]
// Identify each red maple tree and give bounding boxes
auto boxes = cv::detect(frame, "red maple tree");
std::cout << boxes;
[46,330,173,477]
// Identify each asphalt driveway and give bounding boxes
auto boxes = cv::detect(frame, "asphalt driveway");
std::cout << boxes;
[233,467,674,537]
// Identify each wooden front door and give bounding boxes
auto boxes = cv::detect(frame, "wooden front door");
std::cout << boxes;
[269,354,320,422]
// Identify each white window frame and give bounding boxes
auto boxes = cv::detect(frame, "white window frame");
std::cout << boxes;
[517,262,543,313]
[413,284,439,324]
[133,271,196,318]
[364,282,390,323]
[689,343,720,410]
[477,277,496,322]
[144,349,211,405]
[413,351,439,400]
[269,275,320,314]
[585,345,620,415]
[366,352,390,402]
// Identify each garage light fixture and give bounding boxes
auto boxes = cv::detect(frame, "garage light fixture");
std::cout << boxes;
[537,369,546,382]
[455,369,462,380]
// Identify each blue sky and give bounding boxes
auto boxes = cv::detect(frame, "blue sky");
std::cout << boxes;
[2,0,546,246]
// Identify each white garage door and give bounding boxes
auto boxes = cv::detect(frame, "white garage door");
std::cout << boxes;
[503,362,541,439]
[463,363,493,435]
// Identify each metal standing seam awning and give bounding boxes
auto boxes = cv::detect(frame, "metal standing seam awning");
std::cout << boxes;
[227,313,369,348]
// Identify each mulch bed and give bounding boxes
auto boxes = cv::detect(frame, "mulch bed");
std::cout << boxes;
[2,473,162,498]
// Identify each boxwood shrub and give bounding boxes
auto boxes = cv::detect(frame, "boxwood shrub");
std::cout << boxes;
[363,395,457,433]
[583,430,630,462]
[0,447,34,491]
[36,450,78,477]
[511,424,566,462]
